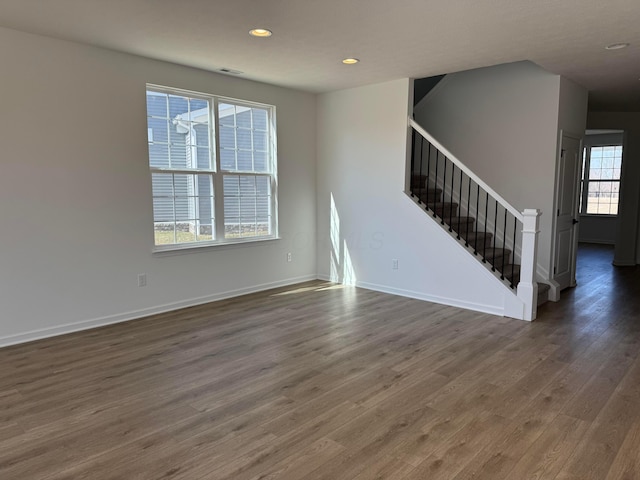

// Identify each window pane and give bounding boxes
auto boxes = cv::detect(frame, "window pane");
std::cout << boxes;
[237,129,252,150]
[253,151,267,173]
[219,101,271,173]
[168,95,189,118]
[223,174,271,238]
[147,92,168,118]
[192,124,209,147]
[150,172,216,245]
[240,176,256,196]
[219,103,236,126]
[237,150,253,171]
[155,223,175,245]
[219,126,236,150]
[254,130,267,152]
[586,181,619,215]
[148,118,168,144]
[170,123,187,146]
[147,91,213,174]
[195,219,214,242]
[190,98,208,112]
[237,109,252,128]
[149,144,170,168]
[220,149,236,171]
[252,109,268,130]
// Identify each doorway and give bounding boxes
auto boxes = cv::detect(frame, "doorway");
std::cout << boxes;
[553,134,581,292]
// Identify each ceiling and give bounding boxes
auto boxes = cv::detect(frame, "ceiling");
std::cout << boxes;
[0,0,638,111]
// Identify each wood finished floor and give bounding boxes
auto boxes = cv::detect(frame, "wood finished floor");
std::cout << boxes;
[2,243,640,479]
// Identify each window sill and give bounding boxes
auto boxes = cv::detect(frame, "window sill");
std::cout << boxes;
[152,236,281,256]
[579,214,618,218]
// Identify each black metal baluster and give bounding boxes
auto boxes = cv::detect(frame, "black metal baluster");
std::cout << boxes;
[449,163,455,231]
[474,184,480,255]
[491,199,498,271]
[456,168,463,239]
[501,208,507,280]
[418,136,424,203]
[411,129,416,196]
[441,156,447,225]
[483,192,488,262]
[426,141,431,206]
[433,150,439,217]
[512,217,517,288]
[466,178,471,246]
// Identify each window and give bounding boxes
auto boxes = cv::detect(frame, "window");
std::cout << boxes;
[580,145,622,215]
[146,86,277,249]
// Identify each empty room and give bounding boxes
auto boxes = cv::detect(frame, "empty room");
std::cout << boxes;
[1,1,640,478]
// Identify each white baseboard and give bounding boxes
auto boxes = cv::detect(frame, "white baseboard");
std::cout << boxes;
[0,275,317,348]
[317,274,505,317]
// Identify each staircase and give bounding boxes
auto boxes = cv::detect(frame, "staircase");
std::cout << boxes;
[408,118,547,318]
[410,173,523,287]
[411,173,549,306]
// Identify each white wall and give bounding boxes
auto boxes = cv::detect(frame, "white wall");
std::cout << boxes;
[558,77,588,138]
[0,27,317,345]
[586,112,640,265]
[414,61,585,282]
[317,79,522,317]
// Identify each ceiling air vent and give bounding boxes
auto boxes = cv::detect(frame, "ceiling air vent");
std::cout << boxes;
[219,68,243,75]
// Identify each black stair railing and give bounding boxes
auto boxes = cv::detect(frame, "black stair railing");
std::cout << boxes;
[409,120,523,289]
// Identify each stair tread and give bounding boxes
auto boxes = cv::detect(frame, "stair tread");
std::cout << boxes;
[480,247,512,261]
[465,231,493,238]
[500,263,521,272]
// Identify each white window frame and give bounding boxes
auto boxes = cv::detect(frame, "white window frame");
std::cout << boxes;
[146,84,278,252]
[580,143,622,217]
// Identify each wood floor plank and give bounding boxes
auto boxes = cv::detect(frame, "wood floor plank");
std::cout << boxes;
[0,244,638,479]
[604,421,640,480]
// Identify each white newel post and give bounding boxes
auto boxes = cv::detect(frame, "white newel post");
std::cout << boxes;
[517,209,542,321]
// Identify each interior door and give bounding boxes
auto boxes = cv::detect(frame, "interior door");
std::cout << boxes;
[554,135,581,290]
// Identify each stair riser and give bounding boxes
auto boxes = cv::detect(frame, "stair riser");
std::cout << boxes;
[452,223,475,236]
[417,192,442,203]
[464,235,493,249]
[431,206,459,217]
[485,253,511,267]
[450,223,475,234]
[410,174,428,189]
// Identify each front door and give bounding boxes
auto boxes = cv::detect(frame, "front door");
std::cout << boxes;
[554,135,581,290]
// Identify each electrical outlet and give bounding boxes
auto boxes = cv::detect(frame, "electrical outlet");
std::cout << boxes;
[138,273,147,287]
[392,259,399,270]
[287,252,292,262]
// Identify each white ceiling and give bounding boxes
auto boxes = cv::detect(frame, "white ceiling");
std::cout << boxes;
[1,0,639,110]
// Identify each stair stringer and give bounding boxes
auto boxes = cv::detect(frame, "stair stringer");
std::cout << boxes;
[404,193,527,320]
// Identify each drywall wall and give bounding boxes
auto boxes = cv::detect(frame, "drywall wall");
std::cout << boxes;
[578,132,624,245]
[579,217,618,244]
[317,79,523,317]
[414,61,562,281]
[586,113,640,265]
[0,27,317,345]
[558,77,588,138]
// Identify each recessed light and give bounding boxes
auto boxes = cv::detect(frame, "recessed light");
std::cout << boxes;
[605,42,630,50]
[249,28,272,38]
[342,58,360,65]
